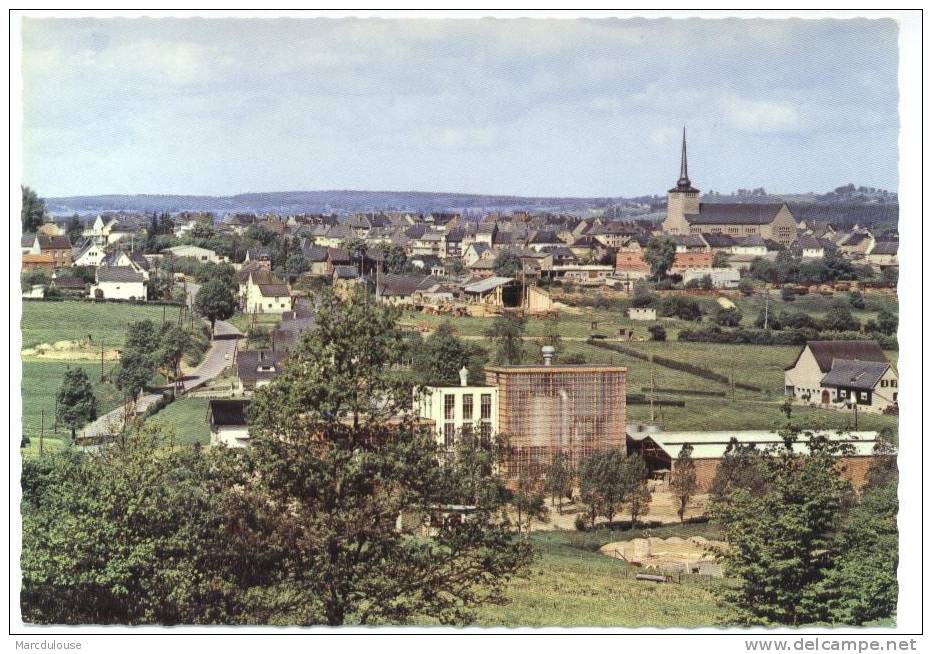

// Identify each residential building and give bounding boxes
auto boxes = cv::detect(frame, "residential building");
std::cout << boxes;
[72,240,107,267]
[784,340,897,413]
[627,307,657,321]
[163,244,226,263]
[237,349,287,392]
[89,266,147,300]
[29,234,73,267]
[241,270,292,314]
[22,254,56,273]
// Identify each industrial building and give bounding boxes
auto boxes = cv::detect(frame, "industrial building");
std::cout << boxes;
[626,426,884,491]
[485,347,626,479]
[416,367,499,447]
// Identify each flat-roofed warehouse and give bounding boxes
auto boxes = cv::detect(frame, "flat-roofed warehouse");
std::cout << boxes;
[626,427,886,491]
[485,350,626,479]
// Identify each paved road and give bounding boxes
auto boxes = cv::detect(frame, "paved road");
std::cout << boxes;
[80,282,242,441]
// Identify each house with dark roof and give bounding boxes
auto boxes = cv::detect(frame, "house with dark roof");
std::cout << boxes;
[661,130,797,245]
[241,270,291,314]
[865,241,898,270]
[272,308,317,350]
[376,274,430,305]
[237,349,288,392]
[28,233,73,267]
[208,399,251,448]
[90,266,147,300]
[784,340,897,413]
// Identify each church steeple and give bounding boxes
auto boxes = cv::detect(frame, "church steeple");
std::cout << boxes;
[670,126,699,194]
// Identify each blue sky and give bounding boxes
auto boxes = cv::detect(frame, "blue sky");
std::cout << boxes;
[21,16,899,198]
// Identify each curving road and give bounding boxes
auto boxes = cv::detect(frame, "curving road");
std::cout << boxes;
[79,281,242,441]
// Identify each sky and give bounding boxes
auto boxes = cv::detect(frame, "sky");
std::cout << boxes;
[20,16,899,198]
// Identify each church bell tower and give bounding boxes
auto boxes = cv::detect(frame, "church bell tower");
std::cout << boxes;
[662,127,700,235]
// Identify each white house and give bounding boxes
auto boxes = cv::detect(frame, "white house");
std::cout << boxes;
[784,340,897,413]
[416,367,499,447]
[241,271,292,314]
[89,266,147,301]
[208,399,251,448]
[73,240,107,267]
[163,244,226,263]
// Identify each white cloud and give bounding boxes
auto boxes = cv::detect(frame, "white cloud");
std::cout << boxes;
[720,95,802,133]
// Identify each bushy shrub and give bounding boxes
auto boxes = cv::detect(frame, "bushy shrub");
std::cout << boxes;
[659,295,702,321]
[574,515,588,531]
[781,286,795,302]
[648,324,667,341]
[714,306,743,327]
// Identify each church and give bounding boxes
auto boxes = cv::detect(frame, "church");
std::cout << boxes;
[660,130,798,246]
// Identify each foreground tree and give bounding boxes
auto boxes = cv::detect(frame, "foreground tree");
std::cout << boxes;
[55,367,97,441]
[623,454,652,526]
[115,349,156,402]
[545,450,573,514]
[577,448,628,527]
[21,429,256,624]
[668,444,698,523]
[247,287,532,625]
[194,278,237,335]
[713,427,856,626]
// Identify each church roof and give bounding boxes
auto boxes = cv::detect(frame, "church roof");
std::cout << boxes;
[686,203,787,225]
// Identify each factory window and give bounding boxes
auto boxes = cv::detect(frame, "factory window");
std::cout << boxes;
[444,394,456,420]
[480,394,492,420]
[462,394,473,421]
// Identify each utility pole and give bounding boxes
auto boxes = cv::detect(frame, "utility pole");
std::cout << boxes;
[100,345,105,381]
[763,288,770,330]
[39,409,44,456]
[649,356,656,423]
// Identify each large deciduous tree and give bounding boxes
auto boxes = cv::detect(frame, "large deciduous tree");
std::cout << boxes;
[712,427,857,626]
[669,443,698,523]
[577,448,628,528]
[644,235,677,281]
[55,367,98,441]
[246,286,532,625]
[194,278,237,335]
[115,349,156,401]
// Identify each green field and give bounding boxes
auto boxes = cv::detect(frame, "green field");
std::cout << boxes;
[473,526,736,627]
[21,301,181,349]
[145,397,211,445]
[21,360,125,441]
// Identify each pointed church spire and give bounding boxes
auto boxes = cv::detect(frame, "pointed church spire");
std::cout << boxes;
[677,126,690,188]
[672,126,698,193]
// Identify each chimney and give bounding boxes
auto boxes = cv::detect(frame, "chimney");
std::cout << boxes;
[541,345,555,366]
[459,366,469,387]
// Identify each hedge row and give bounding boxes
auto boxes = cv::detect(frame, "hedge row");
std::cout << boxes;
[588,340,763,392]
[677,326,898,351]
[625,393,686,407]
[640,386,726,397]
[23,296,184,307]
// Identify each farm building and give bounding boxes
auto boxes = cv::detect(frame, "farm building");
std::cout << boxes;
[626,427,885,491]
[627,307,657,321]
[486,349,626,481]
